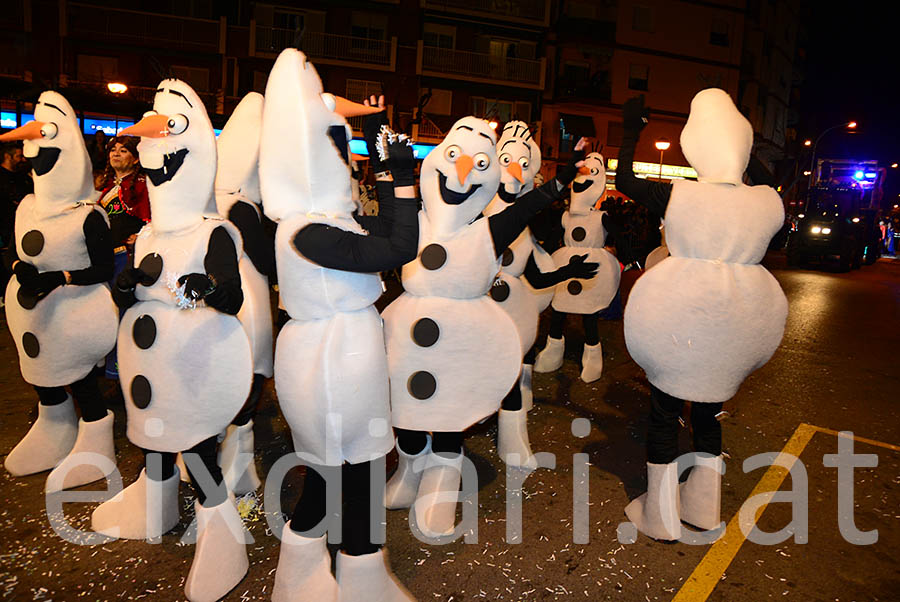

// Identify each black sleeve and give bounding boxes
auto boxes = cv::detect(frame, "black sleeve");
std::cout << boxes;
[746,155,775,187]
[68,210,114,286]
[489,179,563,257]
[521,253,568,289]
[293,195,418,273]
[616,128,671,219]
[228,201,275,278]
[112,254,137,309]
[353,180,396,237]
[203,225,243,315]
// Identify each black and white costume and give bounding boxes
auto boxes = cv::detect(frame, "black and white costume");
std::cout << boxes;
[619,91,788,540]
[90,79,253,601]
[260,50,417,602]
[534,152,621,383]
[2,91,118,492]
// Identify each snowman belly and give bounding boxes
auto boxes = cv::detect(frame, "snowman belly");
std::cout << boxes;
[624,257,788,403]
[5,279,117,387]
[119,301,252,452]
[274,305,392,466]
[383,294,521,431]
[237,258,274,378]
[489,273,540,356]
[550,247,621,314]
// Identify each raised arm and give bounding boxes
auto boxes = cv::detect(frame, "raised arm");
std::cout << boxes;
[616,96,671,219]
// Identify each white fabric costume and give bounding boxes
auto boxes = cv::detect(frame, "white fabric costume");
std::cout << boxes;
[383,117,521,432]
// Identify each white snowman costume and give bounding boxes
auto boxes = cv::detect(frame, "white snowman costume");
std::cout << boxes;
[2,91,118,489]
[260,50,415,602]
[214,91,274,495]
[535,152,620,382]
[382,117,521,537]
[622,89,788,540]
[91,79,253,602]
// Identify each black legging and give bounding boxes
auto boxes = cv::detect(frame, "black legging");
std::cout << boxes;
[289,460,386,557]
[33,367,107,422]
[548,309,600,346]
[143,436,225,507]
[647,384,723,464]
[232,373,266,426]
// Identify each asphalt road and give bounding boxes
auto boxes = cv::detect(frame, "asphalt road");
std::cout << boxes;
[1,254,897,601]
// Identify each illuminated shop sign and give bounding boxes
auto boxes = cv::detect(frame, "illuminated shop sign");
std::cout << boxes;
[606,158,697,179]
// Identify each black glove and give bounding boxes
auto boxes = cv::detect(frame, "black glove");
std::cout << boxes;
[556,146,587,188]
[561,254,599,280]
[378,126,417,187]
[15,261,65,296]
[623,95,649,133]
[364,109,391,174]
[13,261,38,287]
[178,273,216,301]
[116,267,147,291]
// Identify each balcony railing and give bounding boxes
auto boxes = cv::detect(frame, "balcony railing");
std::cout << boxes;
[422,0,549,26]
[68,3,219,53]
[419,43,544,89]
[254,27,396,70]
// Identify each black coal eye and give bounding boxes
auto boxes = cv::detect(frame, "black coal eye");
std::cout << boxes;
[167,114,189,135]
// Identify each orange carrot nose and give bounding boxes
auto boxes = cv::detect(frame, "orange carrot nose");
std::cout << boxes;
[334,95,383,118]
[119,114,170,138]
[0,120,46,142]
[507,162,524,183]
[577,165,591,176]
[455,154,474,186]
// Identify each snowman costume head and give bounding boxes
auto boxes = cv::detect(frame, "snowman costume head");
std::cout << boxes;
[0,91,94,213]
[215,92,264,215]
[570,152,606,214]
[680,88,753,186]
[421,116,500,238]
[497,121,541,201]
[119,79,216,233]
[259,49,379,223]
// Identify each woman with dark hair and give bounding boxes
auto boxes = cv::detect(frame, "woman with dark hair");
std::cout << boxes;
[96,135,150,377]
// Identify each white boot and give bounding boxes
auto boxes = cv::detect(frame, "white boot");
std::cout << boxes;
[175,453,191,483]
[534,336,564,373]
[498,408,537,470]
[336,549,415,602]
[184,494,250,602]
[624,462,681,541]
[414,451,463,538]
[91,467,180,540]
[4,397,77,476]
[271,522,338,602]
[385,435,431,510]
[520,364,534,412]
[580,341,603,383]
[680,454,724,531]
[218,421,262,495]
[46,411,116,492]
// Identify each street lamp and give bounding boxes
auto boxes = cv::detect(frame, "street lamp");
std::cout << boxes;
[805,121,857,211]
[107,82,128,94]
[803,139,812,146]
[892,163,898,168]
[655,138,670,181]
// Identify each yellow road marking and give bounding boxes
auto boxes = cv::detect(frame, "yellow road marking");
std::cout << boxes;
[672,423,899,601]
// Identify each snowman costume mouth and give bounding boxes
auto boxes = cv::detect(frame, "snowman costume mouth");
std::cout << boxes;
[497,187,518,204]
[438,171,481,205]
[144,148,190,186]
[572,179,593,194]
[29,147,62,176]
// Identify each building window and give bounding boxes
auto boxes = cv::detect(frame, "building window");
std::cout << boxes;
[470,97,530,123]
[273,9,304,32]
[171,66,209,92]
[607,121,624,147]
[351,11,387,41]
[628,64,649,91]
[424,23,455,49]
[632,6,653,33]
[420,88,453,116]
[710,17,729,47]
[77,55,118,83]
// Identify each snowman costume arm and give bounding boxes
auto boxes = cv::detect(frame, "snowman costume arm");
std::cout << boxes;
[227,200,275,278]
[617,96,671,219]
[196,225,243,314]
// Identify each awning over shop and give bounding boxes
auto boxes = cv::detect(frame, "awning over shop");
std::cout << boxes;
[559,113,596,138]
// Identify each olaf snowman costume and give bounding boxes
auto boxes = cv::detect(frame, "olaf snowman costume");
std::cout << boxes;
[533,151,621,382]
[2,91,119,492]
[484,122,597,467]
[619,91,787,540]
[260,50,417,602]
[214,91,275,495]
[382,117,585,537]
[90,79,253,601]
